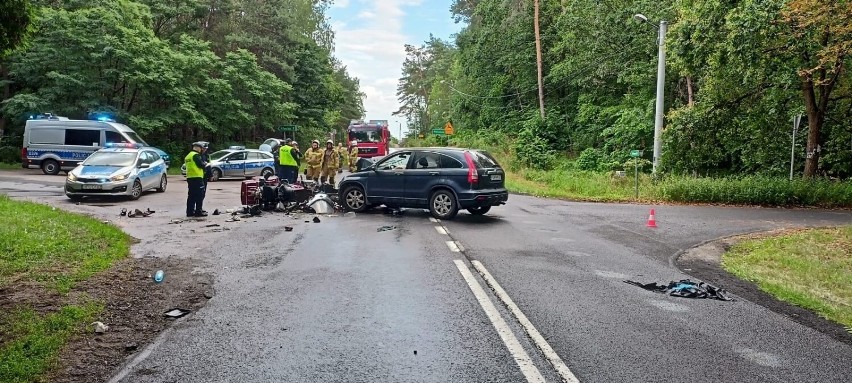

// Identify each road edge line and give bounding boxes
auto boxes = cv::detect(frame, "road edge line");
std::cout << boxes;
[472,260,580,383]
[453,260,546,383]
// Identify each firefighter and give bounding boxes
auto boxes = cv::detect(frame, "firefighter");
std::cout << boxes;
[336,142,346,173]
[320,139,339,185]
[348,141,360,172]
[185,142,208,217]
[304,140,323,182]
[278,139,299,184]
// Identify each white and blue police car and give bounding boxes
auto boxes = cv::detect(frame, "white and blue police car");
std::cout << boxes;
[65,143,168,201]
[180,146,276,181]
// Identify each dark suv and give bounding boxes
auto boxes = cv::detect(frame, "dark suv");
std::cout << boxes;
[338,148,508,219]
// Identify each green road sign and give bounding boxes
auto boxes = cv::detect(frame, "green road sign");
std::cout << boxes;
[278,125,297,132]
[431,128,446,135]
[630,149,641,157]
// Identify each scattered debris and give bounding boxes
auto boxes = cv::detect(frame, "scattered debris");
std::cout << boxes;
[124,342,139,352]
[312,217,321,223]
[127,209,152,218]
[226,208,237,214]
[225,216,241,222]
[92,321,109,333]
[383,207,402,215]
[284,226,293,232]
[377,225,397,232]
[120,208,127,217]
[343,211,356,217]
[624,279,733,301]
[204,224,221,228]
[163,308,191,319]
[146,208,155,214]
[212,209,221,215]
[169,219,184,224]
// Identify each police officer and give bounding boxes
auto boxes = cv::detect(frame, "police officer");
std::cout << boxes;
[185,142,208,217]
[320,139,339,185]
[278,139,299,184]
[348,141,360,172]
[304,140,323,182]
[199,141,211,214]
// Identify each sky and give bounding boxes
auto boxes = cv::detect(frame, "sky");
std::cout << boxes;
[327,0,464,138]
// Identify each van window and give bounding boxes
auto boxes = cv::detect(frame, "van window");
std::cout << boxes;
[65,129,100,146]
[29,128,65,144]
[105,131,130,144]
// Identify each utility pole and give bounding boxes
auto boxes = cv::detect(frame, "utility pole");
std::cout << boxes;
[651,20,667,174]
[534,0,545,119]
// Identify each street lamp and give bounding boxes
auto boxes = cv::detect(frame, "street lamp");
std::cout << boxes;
[634,13,667,174]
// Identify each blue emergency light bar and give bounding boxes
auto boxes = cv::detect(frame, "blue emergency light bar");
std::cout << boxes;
[88,112,116,122]
[228,146,245,150]
[104,143,143,149]
[27,113,60,120]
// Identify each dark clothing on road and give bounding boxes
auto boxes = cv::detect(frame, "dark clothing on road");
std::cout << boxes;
[282,165,298,184]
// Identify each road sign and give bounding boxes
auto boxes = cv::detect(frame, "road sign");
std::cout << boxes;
[432,128,446,135]
[444,121,454,135]
[278,125,297,132]
[630,149,641,158]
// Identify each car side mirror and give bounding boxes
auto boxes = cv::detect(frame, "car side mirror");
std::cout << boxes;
[139,163,150,169]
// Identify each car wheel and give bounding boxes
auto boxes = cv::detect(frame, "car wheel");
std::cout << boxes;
[156,175,167,192]
[261,167,274,178]
[129,179,143,200]
[429,189,458,220]
[342,186,368,212]
[210,168,221,181]
[42,159,60,175]
[467,206,491,215]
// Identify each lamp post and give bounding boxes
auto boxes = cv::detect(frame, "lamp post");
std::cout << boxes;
[634,14,667,174]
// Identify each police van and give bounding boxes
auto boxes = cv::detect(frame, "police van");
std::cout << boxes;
[21,114,168,175]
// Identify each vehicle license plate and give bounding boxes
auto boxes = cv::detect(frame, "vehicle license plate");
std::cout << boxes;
[491,175,502,181]
[82,184,102,190]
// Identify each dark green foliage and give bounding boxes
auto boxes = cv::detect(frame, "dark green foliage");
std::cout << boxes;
[658,176,852,207]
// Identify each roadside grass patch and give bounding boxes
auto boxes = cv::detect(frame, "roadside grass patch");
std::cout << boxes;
[0,195,131,293]
[0,163,21,170]
[658,176,852,207]
[722,227,852,328]
[0,301,102,383]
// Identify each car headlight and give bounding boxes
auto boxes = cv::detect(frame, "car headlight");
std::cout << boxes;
[67,173,77,181]
[111,172,130,181]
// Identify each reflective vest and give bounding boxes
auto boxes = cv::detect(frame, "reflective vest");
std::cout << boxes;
[279,145,297,166]
[185,152,203,178]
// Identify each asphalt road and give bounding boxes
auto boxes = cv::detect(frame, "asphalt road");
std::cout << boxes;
[1,169,850,382]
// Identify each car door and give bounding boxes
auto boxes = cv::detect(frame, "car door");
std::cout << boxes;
[223,151,247,178]
[405,151,466,207]
[367,151,413,205]
[135,151,153,189]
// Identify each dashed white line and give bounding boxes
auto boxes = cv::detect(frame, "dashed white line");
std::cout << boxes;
[453,260,546,383]
[472,260,580,383]
[429,217,440,223]
[445,240,465,252]
[435,226,449,235]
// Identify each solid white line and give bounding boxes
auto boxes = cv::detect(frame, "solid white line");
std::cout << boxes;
[435,226,449,235]
[472,260,580,383]
[446,241,461,252]
[453,260,546,383]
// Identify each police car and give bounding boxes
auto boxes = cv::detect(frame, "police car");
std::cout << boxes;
[180,146,276,181]
[65,143,168,201]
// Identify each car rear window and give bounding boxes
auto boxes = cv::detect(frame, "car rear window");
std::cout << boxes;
[470,150,500,168]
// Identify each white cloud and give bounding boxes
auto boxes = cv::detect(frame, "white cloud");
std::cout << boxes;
[331,0,350,8]
[331,0,420,134]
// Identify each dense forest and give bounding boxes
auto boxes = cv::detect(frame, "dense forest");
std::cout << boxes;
[0,0,365,160]
[396,0,851,179]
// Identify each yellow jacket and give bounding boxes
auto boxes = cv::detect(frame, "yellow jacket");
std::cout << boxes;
[304,147,323,167]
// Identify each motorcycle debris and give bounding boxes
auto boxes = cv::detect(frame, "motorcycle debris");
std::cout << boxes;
[120,208,127,217]
[377,225,397,232]
[163,308,190,319]
[212,209,221,215]
[284,226,293,232]
[312,217,321,223]
[205,224,221,228]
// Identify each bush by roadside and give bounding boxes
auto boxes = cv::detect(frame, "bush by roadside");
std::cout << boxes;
[0,195,130,382]
[722,227,852,329]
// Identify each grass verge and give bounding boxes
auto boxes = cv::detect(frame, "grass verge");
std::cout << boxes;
[722,227,852,328]
[0,195,131,293]
[0,163,21,170]
[0,301,102,383]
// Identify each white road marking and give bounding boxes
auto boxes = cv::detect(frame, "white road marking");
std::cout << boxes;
[446,241,463,252]
[429,217,440,223]
[435,226,449,235]
[472,260,580,383]
[453,260,546,383]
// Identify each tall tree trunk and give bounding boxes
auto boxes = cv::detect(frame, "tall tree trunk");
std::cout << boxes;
[686,76,694,107]
[533,0,545,119]
[801,75,822,178]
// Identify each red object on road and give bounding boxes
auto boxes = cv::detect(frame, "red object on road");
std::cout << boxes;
[241,180,259,205]
[647,209,658,228]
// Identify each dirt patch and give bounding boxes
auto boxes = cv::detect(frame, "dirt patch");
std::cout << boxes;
[675,231,852,345]
[1,256,213,383]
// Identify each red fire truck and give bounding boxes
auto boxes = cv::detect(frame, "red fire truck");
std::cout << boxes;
[348,119,390,158]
